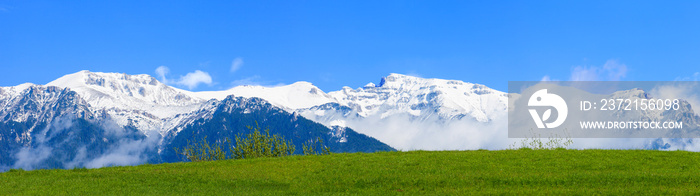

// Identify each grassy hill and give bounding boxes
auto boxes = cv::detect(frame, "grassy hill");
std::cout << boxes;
[2,149,700,194]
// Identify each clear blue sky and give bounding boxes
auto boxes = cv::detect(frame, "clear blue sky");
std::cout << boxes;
[2,1,699,92]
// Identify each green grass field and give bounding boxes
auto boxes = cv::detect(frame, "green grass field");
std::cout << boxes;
[2,149,700,195]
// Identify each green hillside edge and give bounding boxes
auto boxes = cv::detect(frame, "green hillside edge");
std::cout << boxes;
[2,150,699,194]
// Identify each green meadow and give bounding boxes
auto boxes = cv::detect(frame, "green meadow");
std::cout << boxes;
[2,150,700,195]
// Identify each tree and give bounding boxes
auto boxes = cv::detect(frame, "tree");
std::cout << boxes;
[229,124,296,159]
[175,136,227,162]
[175,123,297,162]
[302,137,331,155]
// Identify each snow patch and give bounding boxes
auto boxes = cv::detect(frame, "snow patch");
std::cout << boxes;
[194,81,337,110]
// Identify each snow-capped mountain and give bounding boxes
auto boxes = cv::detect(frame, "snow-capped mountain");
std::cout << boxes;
[214,73,508,125]
[0,84,95,139]
[205,74,700,150]
[0,83,151,169]
[194,81,336,110]
[327,73,507,121]
[214,73,509,150]
[5,70,700,170]
[47,71,207,135]
[160,95,393,161]
[0,71,393,170]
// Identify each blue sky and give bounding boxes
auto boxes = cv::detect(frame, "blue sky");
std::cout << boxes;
[1,1,699,92]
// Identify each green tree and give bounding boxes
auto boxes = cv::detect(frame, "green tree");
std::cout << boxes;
[175,123,297,162]
[302,137,331,155]
[175,136,227,162]
[229,124,296,159]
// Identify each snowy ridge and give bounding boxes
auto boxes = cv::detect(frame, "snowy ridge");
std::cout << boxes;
[3,71,509,142]
[4,70,700,151]
[0,83,40,123]
[194,81,337,110]
[0,71,399,169]
[47,70,203,110]
[194,73,508,124]
[36,71,343,136]
[288,74,511,150]
[0,83,36,98]
[6,71,508,143]
[328,73,507,121]
[47,71,207,135]
[0,84,89,122]
[0,84,95,143]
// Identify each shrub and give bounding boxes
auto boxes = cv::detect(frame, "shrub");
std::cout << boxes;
[302,137,331,155]
[175,136,228,162]
[509,129,573,150]
[229,125,295,159]
[175,123,298,162]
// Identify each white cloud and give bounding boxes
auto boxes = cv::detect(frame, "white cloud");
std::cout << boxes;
[570,66,599,81]
[304,111,514,151]
[230,57,243,73]
[154,66,213,90]
[602,60,628,80]
[155,66,170,83]
[570,60,628,81]
[83,135,159,169]
[9,116,162,170]
[177,70,213,89]
[404,71,422,78]
[334,112,700,151]
[13,146,52,170]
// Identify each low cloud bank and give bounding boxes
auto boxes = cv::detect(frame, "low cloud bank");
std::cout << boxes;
[8,116,160,171]
[332,113,514,151]
[323,111,700,151]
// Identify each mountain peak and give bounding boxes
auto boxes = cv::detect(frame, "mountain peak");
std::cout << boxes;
[196,81,336,110]
[46,70,202,116]
[326,73,507,121]
[611,88,649,99]
[364,82,376,88]
[0,82,37,96]
[48,70,162,88]
[378,73,418,87]
[289,81,315,87]
[378,73,448,89]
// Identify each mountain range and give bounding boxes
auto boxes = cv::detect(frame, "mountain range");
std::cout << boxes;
[0,71,510,169]
[3,70,695,170]
[1,71,404,170]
